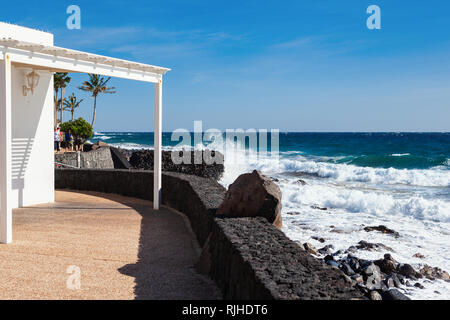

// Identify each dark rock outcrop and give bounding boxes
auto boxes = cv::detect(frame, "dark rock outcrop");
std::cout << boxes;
[398,263,422,279]
[312,236,326,243]
[419,265,450,281]
[303,243,318,255]
[217,170,282,229]
[91,141,109,150]
[380,289,411,300]
[356,240,393,252]
[206,217,365,300]
[374,254,397,274]
[364,225,400,238]
[311,205,327,211]
[316,246,450,300]
[129,149,224,180]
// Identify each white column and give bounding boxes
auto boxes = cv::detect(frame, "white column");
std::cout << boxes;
[153,79,162,210]
[0,53,12,244]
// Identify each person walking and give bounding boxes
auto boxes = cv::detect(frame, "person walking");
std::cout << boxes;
[54,127,61,153]
[65,130,73,151]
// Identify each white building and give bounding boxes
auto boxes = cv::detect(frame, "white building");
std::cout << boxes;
[0,22,170,243]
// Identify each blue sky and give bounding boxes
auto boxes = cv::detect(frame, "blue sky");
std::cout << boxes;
[2,0,450,132]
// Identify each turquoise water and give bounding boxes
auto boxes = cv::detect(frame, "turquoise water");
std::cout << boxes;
[91,132,450,170]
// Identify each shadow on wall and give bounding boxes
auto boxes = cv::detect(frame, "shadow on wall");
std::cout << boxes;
[11,67,52,208]
[68,191,221,300]
[11,137,34,207]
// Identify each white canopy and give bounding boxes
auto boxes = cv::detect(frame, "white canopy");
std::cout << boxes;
[0,24,169,244]
[0,38,170,83]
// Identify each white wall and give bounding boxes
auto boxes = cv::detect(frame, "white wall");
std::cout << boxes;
[1,23,55,208]
[10,67,54,208]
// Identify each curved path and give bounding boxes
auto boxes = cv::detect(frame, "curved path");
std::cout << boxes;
[0,190,221,300]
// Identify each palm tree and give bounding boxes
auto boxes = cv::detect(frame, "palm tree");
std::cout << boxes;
[78,74,116,128]
[55,98,62,123]
[54,78,59,128]
[54,73,71,124]
[63,93,84,121]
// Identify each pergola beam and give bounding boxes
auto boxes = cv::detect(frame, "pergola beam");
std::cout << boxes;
[0,48,163,84]
[0,39,171,74]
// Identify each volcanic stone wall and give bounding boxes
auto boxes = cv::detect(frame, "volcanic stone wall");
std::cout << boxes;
[55,168,364,300]
[55,147,115,169]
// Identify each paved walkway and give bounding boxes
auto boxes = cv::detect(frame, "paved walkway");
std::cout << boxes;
[0,190,221,300]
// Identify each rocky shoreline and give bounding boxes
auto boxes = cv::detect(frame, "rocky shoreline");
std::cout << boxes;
[209,169,449,300]
[277,174,450,300]
[300,232,450,300]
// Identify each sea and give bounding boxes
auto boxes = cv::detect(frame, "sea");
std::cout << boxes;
[90,132,450,300]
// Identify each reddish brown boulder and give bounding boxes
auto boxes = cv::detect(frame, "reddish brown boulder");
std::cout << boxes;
[419,265,450,281]
[92,141,109,150]
[217,170,282,229]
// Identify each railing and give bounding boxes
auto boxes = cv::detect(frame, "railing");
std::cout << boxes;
[55,151,81,169]
[55,161,80,169]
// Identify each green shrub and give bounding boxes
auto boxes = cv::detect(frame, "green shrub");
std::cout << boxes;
[60,118,93,147]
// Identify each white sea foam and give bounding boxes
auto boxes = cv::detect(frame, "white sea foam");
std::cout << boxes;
[109,142,152,150]
[220,150,450,188]
[281,181,450,223]
[392,153,411,157]
[217,144,450,299]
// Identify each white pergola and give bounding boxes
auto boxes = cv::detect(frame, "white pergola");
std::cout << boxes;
[0,23,170,244]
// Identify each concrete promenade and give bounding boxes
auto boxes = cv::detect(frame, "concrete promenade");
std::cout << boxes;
[0,190,221,300]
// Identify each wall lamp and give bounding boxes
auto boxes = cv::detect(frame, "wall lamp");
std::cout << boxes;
[23,70,40,96]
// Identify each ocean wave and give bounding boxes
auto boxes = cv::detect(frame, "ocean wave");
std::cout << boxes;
[392,153,411,157]
[220,150,450,187]
[288,160,449,187]
[281,182,450,223]
[338,154,449,170]
[108,143,152,150]
[105,137,449,188]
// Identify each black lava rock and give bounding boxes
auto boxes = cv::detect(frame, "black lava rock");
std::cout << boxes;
[340,263,355,276]
[398,263,419,279]
[414,283,425,289]
[381,289,411,300]
[128,149,225,180]
[374,257,397,275]
[364,225,400,238]
[318,245,334,255]
[326,260,339,268]
[356,240,393,252]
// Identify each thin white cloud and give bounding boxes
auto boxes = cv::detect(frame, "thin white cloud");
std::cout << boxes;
[269,37,314,49]
[54,26,141,47]
[268,35,371,57]
[53,25,247,63]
